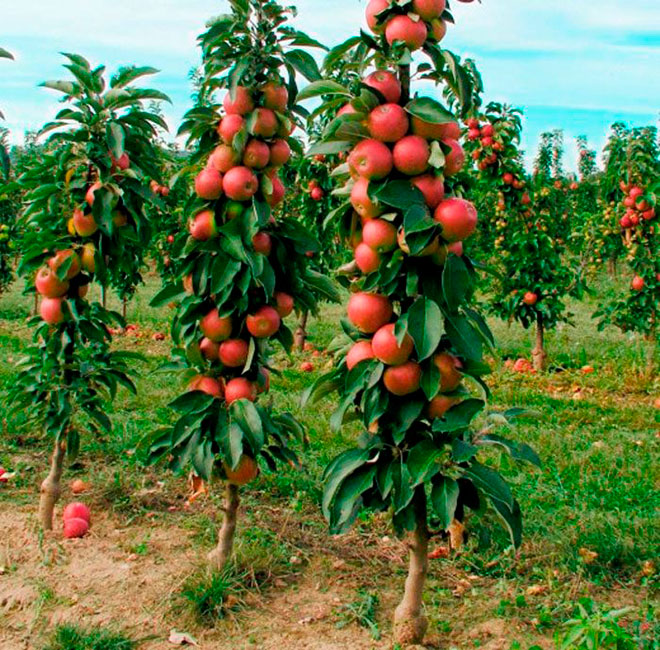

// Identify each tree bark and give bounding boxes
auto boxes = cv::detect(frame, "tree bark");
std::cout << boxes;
[101,285,107,309]
[39,438,67,530]
[393,488,430,646]
[532,312,546,371]
[33,293,39,317]
[293,310,309,353]
[122,296,127,320]
[207,482,240,571]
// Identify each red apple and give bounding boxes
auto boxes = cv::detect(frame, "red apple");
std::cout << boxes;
[35,267,69,298]
[200,337,220,361]
[189,210,218,241]
[434,198,478,242]
[372,323,414,365]
[246,306,281,338]
[63,517,89,539]
[263,170,285,207]
[251,108,278,138]
[189,375,225,398]
[433,352,462,392]
[383,361,422,395]
[225,378,257,405]
[73,209,98,237]
[366,0,391,32]
[40,297,66,325]
[393,135,430,175]
[385,15,428,51]
[223,167,259,201]
[261,81,288,112]
[252,231,272,256]
[223,86,254,115]
[269,139,291,167]
[274,291,294,318]
[63,502,91,523]
[347,292,393,333]
[208,144,240,173]
[349,139,393,180]
[363,70,401,104]
[412,174,445,209]
[355,242,381,273]
[48,249,81,280]
[367,103,409,143]
[195,168,224,200]
[243,139,271,169]
[200,308,233,342]
[412,0,446,21]
[218,114,245,145]
[346,340,376,370]
[219,339,249,367]
[442,138,465,176]
[351,177,384,220]
[362,218,397,251]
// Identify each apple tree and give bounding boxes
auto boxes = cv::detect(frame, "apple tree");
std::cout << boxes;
[7,55,168,529]
[468,110,583,370]
[140,0,337,571]
[595,125,659,347]
[0,48,15,294]
[299,2,539,645]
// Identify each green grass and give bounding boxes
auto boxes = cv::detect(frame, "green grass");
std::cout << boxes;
[43,625,135,650]
[1,268,658,645]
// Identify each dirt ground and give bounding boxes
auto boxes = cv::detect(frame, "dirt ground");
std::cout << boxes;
[0,496,553,650]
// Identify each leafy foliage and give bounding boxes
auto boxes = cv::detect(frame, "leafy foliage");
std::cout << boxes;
[142,0,336,483]
[300,9,537,546]
[8,54,167,450]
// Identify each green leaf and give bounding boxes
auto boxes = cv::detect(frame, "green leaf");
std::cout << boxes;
[169,391,214,414]
[407,440,441,486]
[479,434,541,467]
[432,398,484,432]
[329,465,377,533]
[0,48,14,60]
[407,297,443,361]
[296,79,351,102]
[150,283,186,307]
[463,462,514,509]
[284,49,321,81]
[322,448,371,521]
[406,96,455,124]
[106,122,125,159]
[442,253,471,312]
[374,180,425,210]
[431,476,459,529]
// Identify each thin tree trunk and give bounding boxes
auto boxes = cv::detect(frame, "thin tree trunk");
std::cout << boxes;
[532,312,546,371]
[33,293,39,317]
[293,310,309,353]
[122,296,127,320]
[207,483,240,571]
[606,258,615,277]
[39,438,67,530]
[101,285,107,309]
[393,488,430,646]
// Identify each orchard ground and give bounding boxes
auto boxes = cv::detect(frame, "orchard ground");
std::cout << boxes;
[0,270,657,650]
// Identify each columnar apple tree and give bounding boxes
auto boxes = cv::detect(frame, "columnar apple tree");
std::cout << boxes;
[8,55,168,529]
[299,2,539,645]
[141,0,336,571]
[595,125,659,346]
[467,107,582,370]
[0,48,16,294]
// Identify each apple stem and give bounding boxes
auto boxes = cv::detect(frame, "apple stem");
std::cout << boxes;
[532,311,546,371]
[39,437,66,530]
[293,310,309,352]
[393,487,430,646]
[207,482,240,571]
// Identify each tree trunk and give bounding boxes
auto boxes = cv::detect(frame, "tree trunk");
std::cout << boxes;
[39,438,67,530]
[293,310,309,353]
[393,489,430,646]
[101,285,107,309]
[33,293,39,317]
[207,483,240,571]
[122,296,127,320]
[532,312,546,371]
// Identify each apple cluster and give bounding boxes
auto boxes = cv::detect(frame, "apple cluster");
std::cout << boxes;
[34,154,133,325]
[338,67,479,407]
[619,182,656,230]
[185,83,296,408]
[366,0,454,49]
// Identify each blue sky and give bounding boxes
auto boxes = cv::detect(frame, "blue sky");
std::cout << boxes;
[1,0,658,171]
